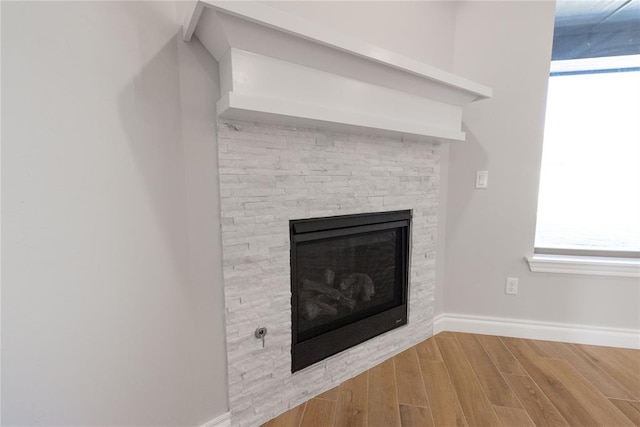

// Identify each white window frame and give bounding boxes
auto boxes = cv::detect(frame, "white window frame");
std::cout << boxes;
[527,55,640,278]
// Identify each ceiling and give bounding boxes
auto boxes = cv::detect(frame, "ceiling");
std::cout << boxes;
[555,0,640,27]
[553,0,640,60]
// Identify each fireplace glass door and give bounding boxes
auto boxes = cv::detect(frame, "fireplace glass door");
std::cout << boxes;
[290,211,410,371]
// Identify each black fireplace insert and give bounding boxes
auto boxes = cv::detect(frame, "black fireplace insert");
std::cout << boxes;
[290,210,411,372]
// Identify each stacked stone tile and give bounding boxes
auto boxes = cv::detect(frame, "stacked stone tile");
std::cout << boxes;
[217,120,440,426]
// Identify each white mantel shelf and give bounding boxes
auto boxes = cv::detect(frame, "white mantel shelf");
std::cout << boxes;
[183,1,493,142]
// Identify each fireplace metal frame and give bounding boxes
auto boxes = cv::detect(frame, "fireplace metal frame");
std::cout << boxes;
[290,210,411,372]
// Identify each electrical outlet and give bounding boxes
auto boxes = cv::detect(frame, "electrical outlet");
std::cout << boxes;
[505,277,519,295]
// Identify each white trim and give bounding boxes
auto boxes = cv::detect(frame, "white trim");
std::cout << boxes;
[193,1,491,99]
[182,1,205,42]
[551,54,640,73]
[433,313,446,335]
[187,1,492,143]
[218,92,465,142]
[526,254,640,278]
[198,412,231,427]
[215,49,466,142]
[435,313,640,349]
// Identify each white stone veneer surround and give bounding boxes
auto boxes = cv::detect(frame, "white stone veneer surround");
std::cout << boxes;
[218,120,440,427]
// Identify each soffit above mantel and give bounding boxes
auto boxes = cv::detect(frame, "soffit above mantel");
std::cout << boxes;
[183,1,493,142]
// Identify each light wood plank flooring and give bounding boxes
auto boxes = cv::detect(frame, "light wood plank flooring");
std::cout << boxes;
[262,333,640,427]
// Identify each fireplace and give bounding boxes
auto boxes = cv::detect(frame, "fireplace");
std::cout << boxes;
[185,2,491,422]
[290,210,411,372]
[216,120,440,426]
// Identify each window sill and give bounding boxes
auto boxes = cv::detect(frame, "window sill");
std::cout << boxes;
[526,254,640,278]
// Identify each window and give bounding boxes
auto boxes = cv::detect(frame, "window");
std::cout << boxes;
[533,0,640,258]
[534,56,640,255]
[529,0,640,276]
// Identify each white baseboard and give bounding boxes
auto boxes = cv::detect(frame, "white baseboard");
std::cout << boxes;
[433,313,639,349]
[199,412,231,427]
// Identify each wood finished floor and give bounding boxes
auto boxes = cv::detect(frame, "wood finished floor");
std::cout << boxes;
[262,333,640,427]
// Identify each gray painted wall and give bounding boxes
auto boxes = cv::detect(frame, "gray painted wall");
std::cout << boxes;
[268,1,457,71]
[446,1,640,330]
[2,1,227,425]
